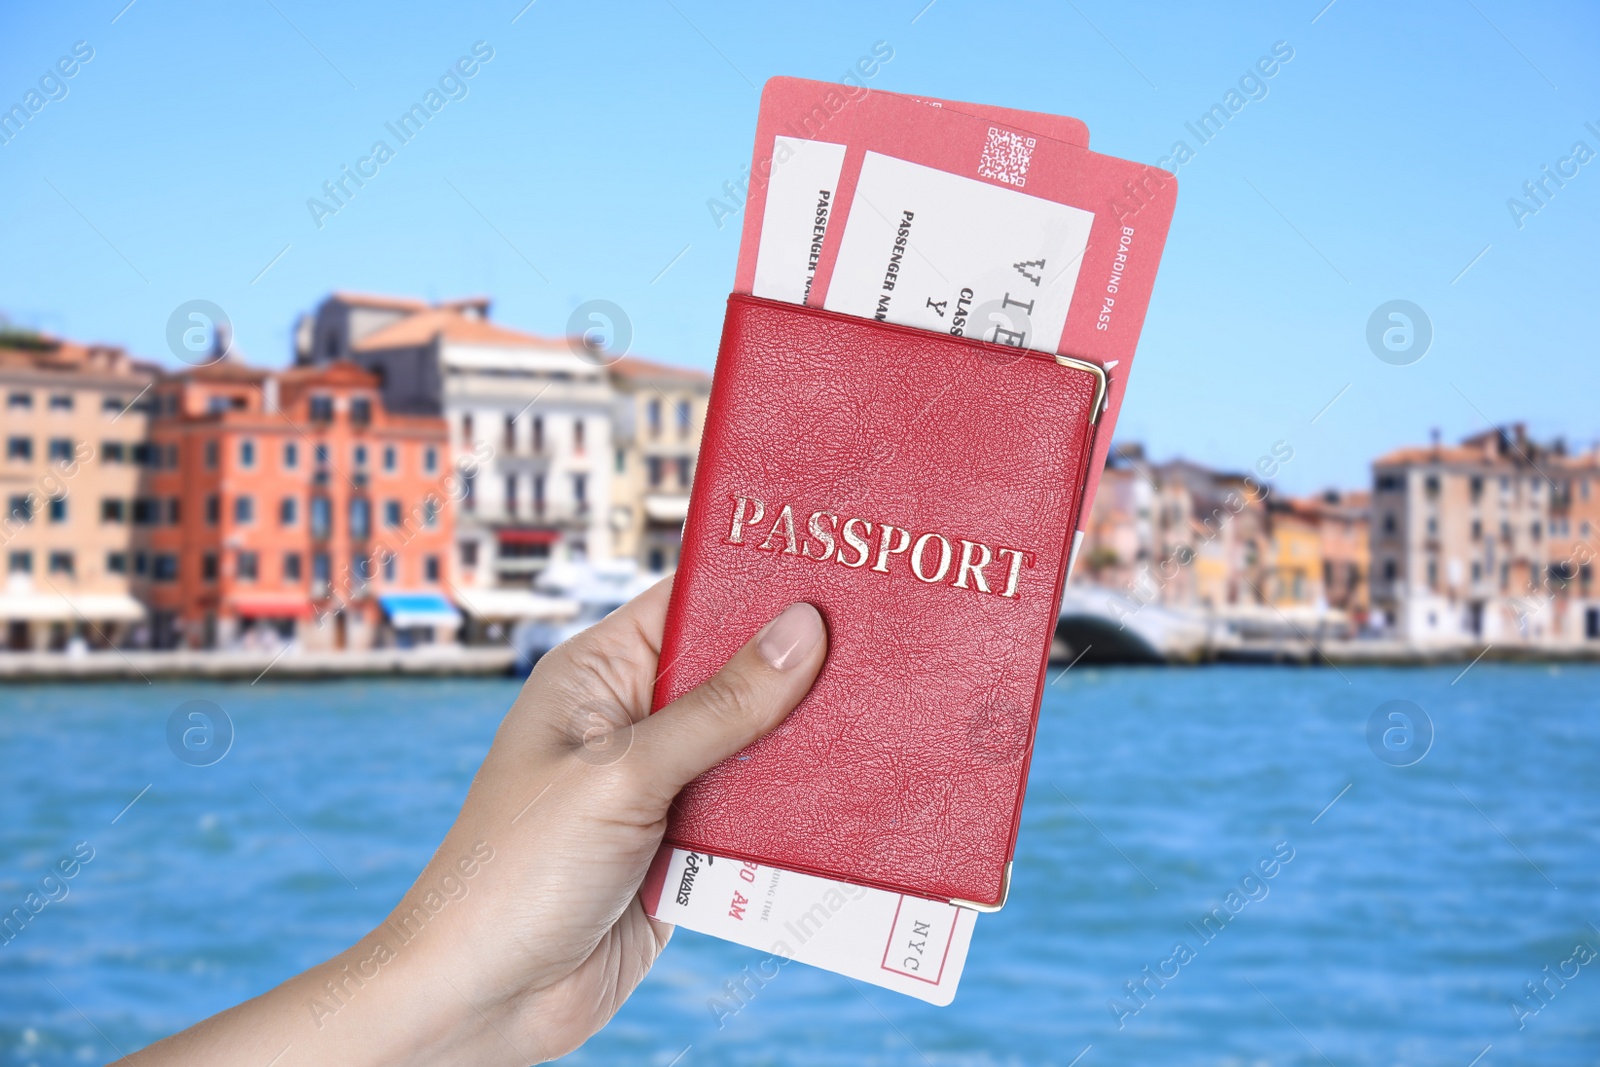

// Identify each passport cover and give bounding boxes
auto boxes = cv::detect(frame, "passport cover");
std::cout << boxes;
[651,294,1103,907]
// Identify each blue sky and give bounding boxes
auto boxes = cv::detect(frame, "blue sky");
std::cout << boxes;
[2,0,1595,494]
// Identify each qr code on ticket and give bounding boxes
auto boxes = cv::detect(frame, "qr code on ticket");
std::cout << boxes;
[977,126,1036,188]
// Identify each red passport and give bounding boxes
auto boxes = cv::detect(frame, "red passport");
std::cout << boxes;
[651,295,1106,908]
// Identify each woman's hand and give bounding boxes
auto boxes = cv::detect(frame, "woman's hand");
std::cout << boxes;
[124,580,827,1066]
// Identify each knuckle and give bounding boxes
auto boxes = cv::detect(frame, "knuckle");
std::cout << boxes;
[691,670,754,725]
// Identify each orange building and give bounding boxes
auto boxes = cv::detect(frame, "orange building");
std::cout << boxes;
[135,358,456,650]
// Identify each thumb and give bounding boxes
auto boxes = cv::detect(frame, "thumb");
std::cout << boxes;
[631,602,827,798]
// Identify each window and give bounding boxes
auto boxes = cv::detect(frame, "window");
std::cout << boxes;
[234,495,254,524]
[131,443,153,467]
[505,474,517,517]
[48,497,66,523]
[7,392,31,410]
[648,547,665,573]
[133,552,147,576]
[48,394,73,411]
[423,447,437,474]
[311,497,331,539]
[647,398,662,438]
[48,551,73,575]
[1383,559,1397,582]
[350,497,371,539]
[166,498,180,525]
[350,397,372,425]
[102,441,126,463]
[422,499,439,528]
[1376,473,1403,492]
[573,418,586,454]
[424,555,440,582]
[382,555,396,582]
[1471,561,1482,582]
[1501,520,1512,541]
[7,437,31,461]
[283,552,302,582]
[202,553,218,581]
[615,448,625,474]
[383,445,396,472]
[313,552,331,584]
[353,444,367,468]
[1531,521,1542,542]
[236,551,259,582]
[462,470,476,513]
[647,456,663,488]
[101,499,126,523]
[206,494,220,525]
[8,550,31,574]
[460,541,479,567]
[204,440,218,468]
[505,414,517,452]
[1470,519,1481,541]
[533,475,545,515]
[384,500,402,528]
[153,554,179,582]
[676,399,692,435]
[315,444,329,467]
[309,395,335,422]
[677,456,691,488]
[8,494,34,524]
[462,413,474,444]
[532,416,544,453]
[284,442,299,469]
[1382,513,1396,535]
[107,551,128,574]
[573,473,588,511]
[102,395,124,414]
[281,497,298,525]
[48,438,73,462]
[131,498,157,525]
[240,439,255,468]
[1424,475,1440,497]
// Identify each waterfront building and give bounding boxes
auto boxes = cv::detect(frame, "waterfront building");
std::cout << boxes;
[1263,497,1325,611]
[1369,426,1599,645]
[137,357,454,650]
[0,330,154,651]
[609,357,711,573]
[300,294,615,639]
[1303,489,1370,623]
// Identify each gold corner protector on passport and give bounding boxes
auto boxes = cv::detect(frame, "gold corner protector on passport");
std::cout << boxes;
[950,862,1012,913]
[1054,354,1108,425]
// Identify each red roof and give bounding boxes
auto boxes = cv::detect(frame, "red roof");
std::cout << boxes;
[352,308,565,351]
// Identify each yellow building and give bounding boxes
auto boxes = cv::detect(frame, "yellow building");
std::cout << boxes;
[1,330,154,650]
[608,358,711,574]
[1264,498,1325,609]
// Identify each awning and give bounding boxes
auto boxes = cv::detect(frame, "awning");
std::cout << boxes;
[0,592,146,622]
[232,595,314,619]
[378,592,463,629]
[499,528,561,546]
[453,587,577,621]
[643,494,690,523]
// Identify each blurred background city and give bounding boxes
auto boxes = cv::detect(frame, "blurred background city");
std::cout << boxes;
[3,1,1598,1065]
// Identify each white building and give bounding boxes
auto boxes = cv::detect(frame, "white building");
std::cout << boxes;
[299,293,617,638]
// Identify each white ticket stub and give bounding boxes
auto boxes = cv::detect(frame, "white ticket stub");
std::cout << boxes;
[642,845,976,1005]
[751,136,848,305]
[825,150,1095,353]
